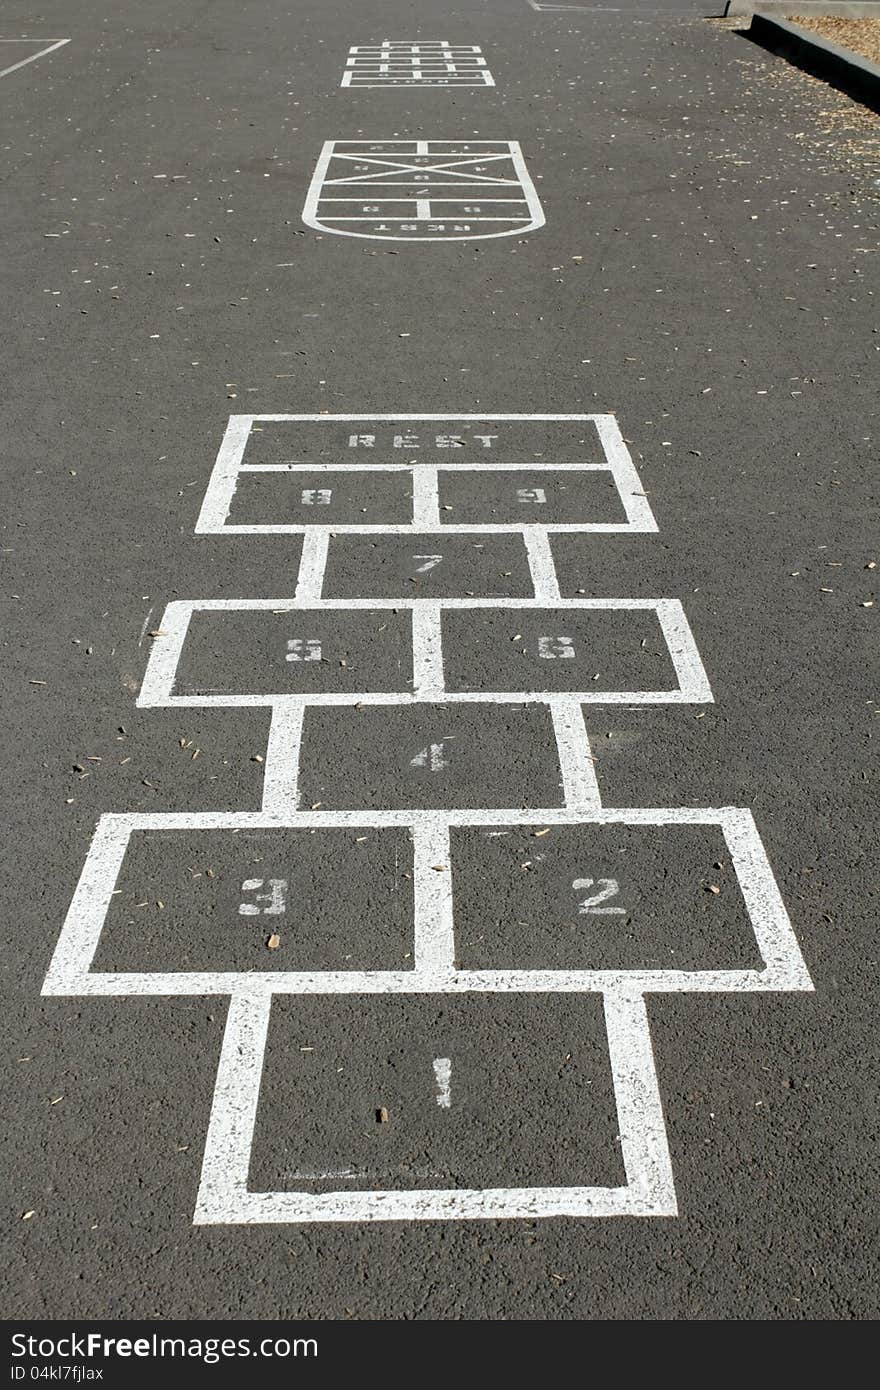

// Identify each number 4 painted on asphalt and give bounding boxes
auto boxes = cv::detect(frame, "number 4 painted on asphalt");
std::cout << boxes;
[410,740,451,771]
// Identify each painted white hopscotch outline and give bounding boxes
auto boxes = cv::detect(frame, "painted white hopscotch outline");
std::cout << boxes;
[195,414,658,536]
[342,43,495,88]
[137,598,713,707]
[43,806,811,1222]
[302,141,544,242]
[0,37,70,79]
[43,808,812,1000]
[193,990,674,1221]
[44,404,814,1224]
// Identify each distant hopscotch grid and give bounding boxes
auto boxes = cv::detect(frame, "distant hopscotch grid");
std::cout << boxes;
[43,411,814,1226]
[342,42,495,87]
[302,141,544,241]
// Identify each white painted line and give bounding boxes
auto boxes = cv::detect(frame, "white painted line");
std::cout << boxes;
[196,414,658,537]
[215,414,628,421]
[550,698,602,810]
[411,605,445,698]
[137,596,695,616]
[137,597,711,708]
[42,808,813,999]
[196,1181,657,1223]
[593,415,658,533]
[139,693,708,708]
[214,524,654,536]
[192,988,674,1223]
[722,807,811,987]
[193,994,272,1224]
[195,415,253,533]
[412,815,456,973]
[527,2,621,9]
[433,1057,452,1108]
[523,527,561,600]
[136,600,190,708]
[261,706,304,815]
[42,817,131,995]
[604,992,677,1215]
[302,141,544,242]
[294,530,329,600]
[238,461,616,473]
[137,607,155,647]
[44,807,787,830]
[411,467,440,526]
[0,38,69,80]
[47,967,814,999]
[655,600,714,704]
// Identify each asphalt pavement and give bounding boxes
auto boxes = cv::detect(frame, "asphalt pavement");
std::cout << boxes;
[2,0,878,1319]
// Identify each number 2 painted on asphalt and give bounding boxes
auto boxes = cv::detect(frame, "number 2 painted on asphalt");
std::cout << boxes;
[412,554,442,573]
[572,877,626,915]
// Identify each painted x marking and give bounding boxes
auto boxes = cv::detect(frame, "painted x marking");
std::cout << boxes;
[326,153,518,187]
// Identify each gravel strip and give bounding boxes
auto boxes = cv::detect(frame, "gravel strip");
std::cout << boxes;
[789,16,880,64]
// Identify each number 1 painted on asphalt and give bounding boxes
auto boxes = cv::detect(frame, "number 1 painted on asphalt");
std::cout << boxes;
[413,554,443,574]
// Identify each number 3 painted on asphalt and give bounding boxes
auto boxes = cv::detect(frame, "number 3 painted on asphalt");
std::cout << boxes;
[238,879,288,916]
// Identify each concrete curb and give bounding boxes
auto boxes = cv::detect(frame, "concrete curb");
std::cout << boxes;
[727,2,880,16]
[746,13,880,111]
